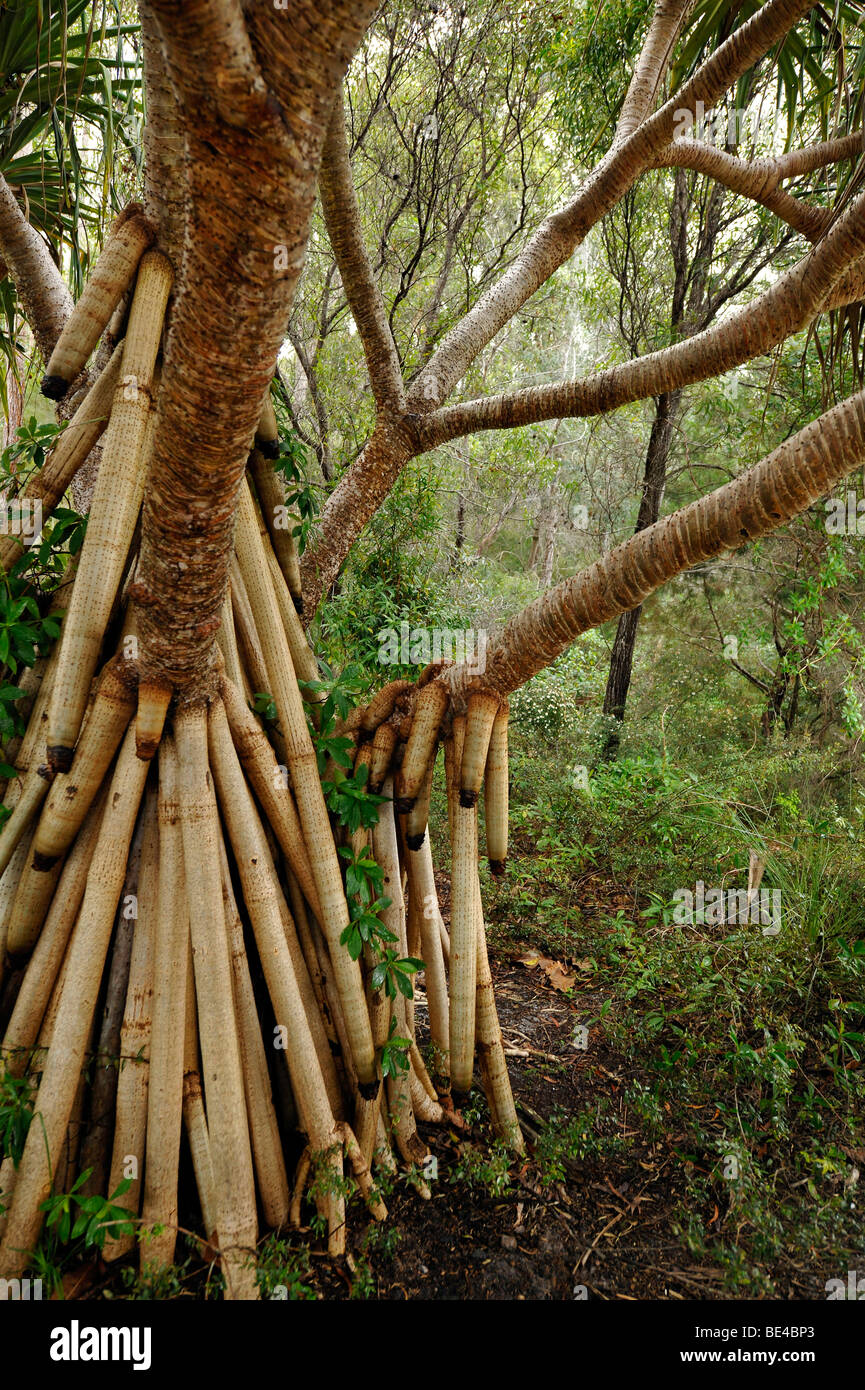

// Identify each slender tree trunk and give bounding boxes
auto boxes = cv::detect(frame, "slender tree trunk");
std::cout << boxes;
[601,389,679,755]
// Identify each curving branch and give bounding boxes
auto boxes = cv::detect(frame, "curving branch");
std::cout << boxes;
[655,130,862,242]
[319,88,405,414]
[404,0,816,412]
[302,0,819,605]
[417,186,865,448]
[442,386,865,701]
[615,0,697,145]
[821,253,865,311]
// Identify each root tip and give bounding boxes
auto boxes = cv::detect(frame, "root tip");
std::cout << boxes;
[256,437,280,459]
[31,850,60,873]
[395,796,414,815]
[489,858,507,877]
[47,744,74,774]
[41,374,69,400]
[358,1077,381,1101]
[459,789,478,808]
[135,737,159,761]
[406,831,425,851]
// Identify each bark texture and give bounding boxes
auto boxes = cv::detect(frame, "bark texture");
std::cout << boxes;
[135,0,378,692]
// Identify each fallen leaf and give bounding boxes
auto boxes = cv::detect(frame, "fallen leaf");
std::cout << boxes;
[517,948,576,992]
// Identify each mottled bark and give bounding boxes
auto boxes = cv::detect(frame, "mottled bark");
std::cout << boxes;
[134,0,378,692]
[319,89,405,413]
[141,6,188,272]
[655,132,862,243]
[615,0,696,145]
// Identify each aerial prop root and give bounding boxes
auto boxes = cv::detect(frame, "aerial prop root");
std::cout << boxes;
[0,250,525,1302]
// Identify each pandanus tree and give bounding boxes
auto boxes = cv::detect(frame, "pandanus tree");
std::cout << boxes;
[2,0,865,1299]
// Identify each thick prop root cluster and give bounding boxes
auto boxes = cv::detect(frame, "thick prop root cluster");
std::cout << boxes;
[0,234,522,1301]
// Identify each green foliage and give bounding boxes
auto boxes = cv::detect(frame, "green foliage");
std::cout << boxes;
[538,0,652,160]
[272,429,319,555]
[255,1234,317,1300]
[31,1171,137,1293]
[450,1139,514,1196]
[510,636,604,743]
[0,414,64,484]
[40,1172,135,1251]
[338,891,396,961]
[489,712,865,1290]
[301,660,366,728]
[318,462,456,673]
[0,1071,34,1171]
[323,761,389,834]
[370,950,423,1001]
[380,1016,412,1080]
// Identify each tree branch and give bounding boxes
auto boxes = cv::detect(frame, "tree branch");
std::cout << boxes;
[442,386,865,700]
[0,172,72,365]
[319,88,405,414]
[615,0,696,145]
[655,131,862,242]
[302,0,819,604]
[405,0,817,411]
[418,185,865,448]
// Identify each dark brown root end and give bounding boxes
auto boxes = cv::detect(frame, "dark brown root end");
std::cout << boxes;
[432,1074,451,1098]
[395,795,414,815]
[135,737,160,762]
[31,850,60,873]
[406,831,425,851]
[256,436,280,459]
[47,744,74,774]
[451,1088,471,1109]
[489,858,507,877]
[459,789,478,809]
[358,1077,381,1101]
[41,374,69,401]
[291,593,303,615]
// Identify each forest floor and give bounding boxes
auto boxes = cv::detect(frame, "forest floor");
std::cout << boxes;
[327,957,832,1302]
[43,859,863,1303]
